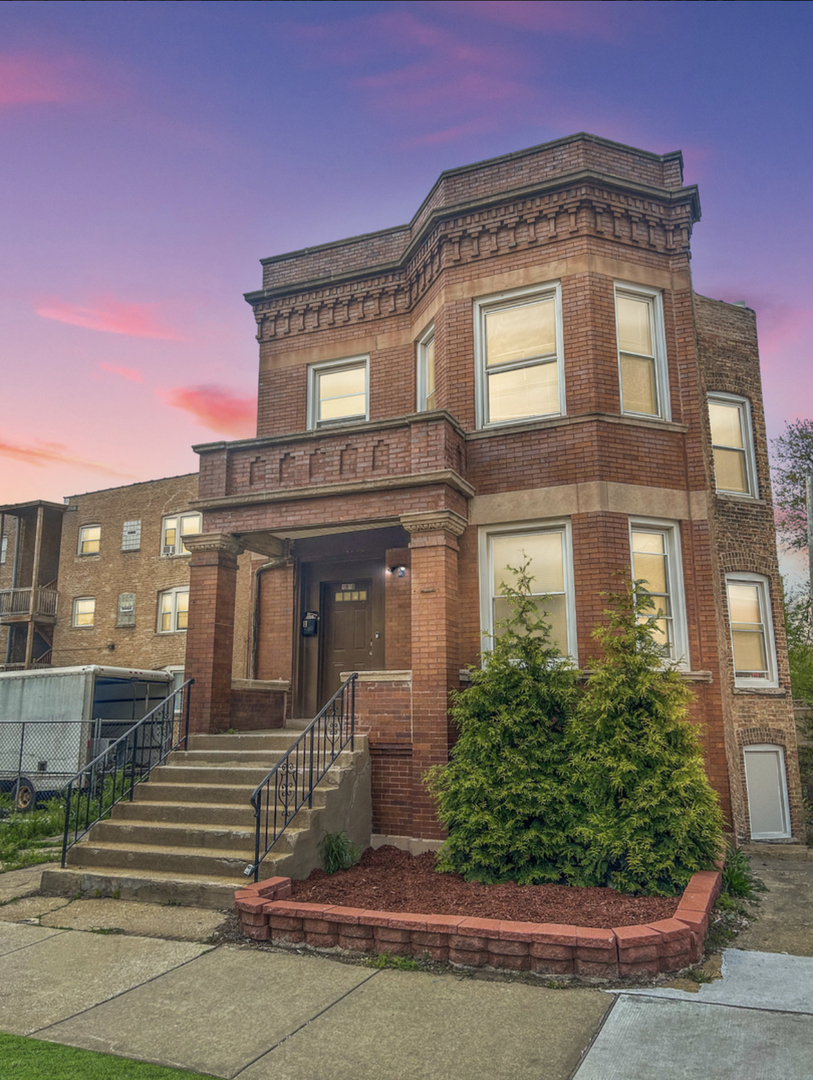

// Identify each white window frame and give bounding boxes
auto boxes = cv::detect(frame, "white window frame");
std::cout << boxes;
[73,596,95,628]
[725,573,778,688]
[165,665,186,715]
[1,534,6,564]
[708,392,759,499]
[629,519,689,667]
[474,282,565,429]
[307,355,369,430]
[161,512,202,557]
[416,324,436,412]
[157,586,189,634]
[478,520,577,661]
[78,524,101,556]
[614,282,670,421]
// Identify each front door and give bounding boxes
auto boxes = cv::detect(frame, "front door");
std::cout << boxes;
[319,579,377,705]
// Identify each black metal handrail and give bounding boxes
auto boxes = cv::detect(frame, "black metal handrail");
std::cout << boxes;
[249,672,357,881]
[61,679,194,865]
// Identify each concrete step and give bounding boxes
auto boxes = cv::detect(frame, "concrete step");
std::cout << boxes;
[113,800,258,828]
[89,820,259,852]
[148,764,274,786]
[65,839,258,878]
[134,782,259,805]
[173,749,291,767]
[186,730,311,752]
[41,865,286,909]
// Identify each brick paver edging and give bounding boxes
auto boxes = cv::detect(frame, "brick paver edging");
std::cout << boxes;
[234,870,720,978]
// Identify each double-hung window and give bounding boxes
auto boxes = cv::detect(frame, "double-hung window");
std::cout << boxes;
[629,521,689,664]
[78,525,101,555]
[475,284,564,427]
[708,394,758,497]
[73,597,95,628]
[725,574,777,687]
[162,512,202,556]
[416,326,436,411]
[308,356,369,429]
[615,284,669,420]
[479,522,576,658]
[158,587,189,633]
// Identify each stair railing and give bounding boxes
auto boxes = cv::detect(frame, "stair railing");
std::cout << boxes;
[248,672,357,882]
[61,679,194,866]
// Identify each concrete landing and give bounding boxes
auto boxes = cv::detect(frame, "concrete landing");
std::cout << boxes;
[573,993,813,1080]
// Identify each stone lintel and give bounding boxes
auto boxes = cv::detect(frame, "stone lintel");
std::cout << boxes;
[400,510,468,537]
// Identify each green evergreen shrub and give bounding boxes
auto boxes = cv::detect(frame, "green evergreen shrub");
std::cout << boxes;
[567,581,724,894]
[426,562,580,884]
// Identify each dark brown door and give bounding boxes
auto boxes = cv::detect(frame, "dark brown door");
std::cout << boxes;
[319,579,378,705]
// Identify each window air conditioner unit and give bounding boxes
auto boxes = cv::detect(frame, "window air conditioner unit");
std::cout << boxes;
[162,545,176,556]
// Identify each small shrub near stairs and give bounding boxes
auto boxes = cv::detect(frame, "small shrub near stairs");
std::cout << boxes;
[426,563,580,885]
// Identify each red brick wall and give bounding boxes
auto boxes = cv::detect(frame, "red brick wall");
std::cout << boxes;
[384,548,411,669]
[230,688,286,731]
[694,294,803,841]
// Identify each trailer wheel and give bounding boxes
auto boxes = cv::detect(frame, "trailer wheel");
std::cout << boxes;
[13,777,36,813]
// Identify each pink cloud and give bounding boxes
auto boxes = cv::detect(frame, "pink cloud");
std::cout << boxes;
[0,53,96,109]
[0,438,134,477]
[159,385,257,437]
[100,363,144,383]
[35,296,186,341]
[401,116,499,148]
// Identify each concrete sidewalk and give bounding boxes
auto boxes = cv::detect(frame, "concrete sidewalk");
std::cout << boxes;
[0,854,810,1079]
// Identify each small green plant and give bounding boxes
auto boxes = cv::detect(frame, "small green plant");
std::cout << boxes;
[685,967,714,984]
[319,831,361,873]
[111,889,121,899]
[721,847,766,901]
[367,950,424,970]
[0,797,68,871]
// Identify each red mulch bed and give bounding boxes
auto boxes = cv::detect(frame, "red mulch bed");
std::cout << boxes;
[290,846,681,928]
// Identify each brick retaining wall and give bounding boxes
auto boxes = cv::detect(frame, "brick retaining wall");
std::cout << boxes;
[235,869,720,979]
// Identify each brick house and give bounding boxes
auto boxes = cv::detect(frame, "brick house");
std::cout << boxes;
[178,132,803,848]
[1,475,252,685]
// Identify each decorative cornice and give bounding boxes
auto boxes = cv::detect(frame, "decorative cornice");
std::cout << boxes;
[246,173,699,343]
[182,532,245,557]
[193,469,474,513]
[400,510,468,537]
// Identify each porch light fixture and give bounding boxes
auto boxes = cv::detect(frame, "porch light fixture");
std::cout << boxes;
[389,565,407,577]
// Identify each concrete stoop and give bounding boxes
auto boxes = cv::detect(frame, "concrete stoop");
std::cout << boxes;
[40,729,371,909]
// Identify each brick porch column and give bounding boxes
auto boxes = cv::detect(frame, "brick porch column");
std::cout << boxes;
[183,532,245,734]
[401,510,466,840]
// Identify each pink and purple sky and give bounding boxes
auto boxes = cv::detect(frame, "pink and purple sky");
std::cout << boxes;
[1,1,810,573]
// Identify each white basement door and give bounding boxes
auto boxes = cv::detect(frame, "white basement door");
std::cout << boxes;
[743,745,791,840]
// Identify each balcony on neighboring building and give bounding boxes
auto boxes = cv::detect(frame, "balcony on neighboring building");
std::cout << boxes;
[0,585,59,622]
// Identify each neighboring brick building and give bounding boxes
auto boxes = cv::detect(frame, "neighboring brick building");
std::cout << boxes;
[1,475,254,690]
[163,134,803,847]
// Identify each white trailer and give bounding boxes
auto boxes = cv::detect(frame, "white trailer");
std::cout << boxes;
[0,666,173,809]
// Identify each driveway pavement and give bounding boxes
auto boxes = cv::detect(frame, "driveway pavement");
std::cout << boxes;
[0,854,810,1079]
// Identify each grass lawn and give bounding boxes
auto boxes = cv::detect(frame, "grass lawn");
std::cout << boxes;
[0,1033,218,1079]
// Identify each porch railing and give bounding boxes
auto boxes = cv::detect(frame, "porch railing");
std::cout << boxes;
[61,679,193,865]
[248,672,357,882]
[0,587,59,618]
